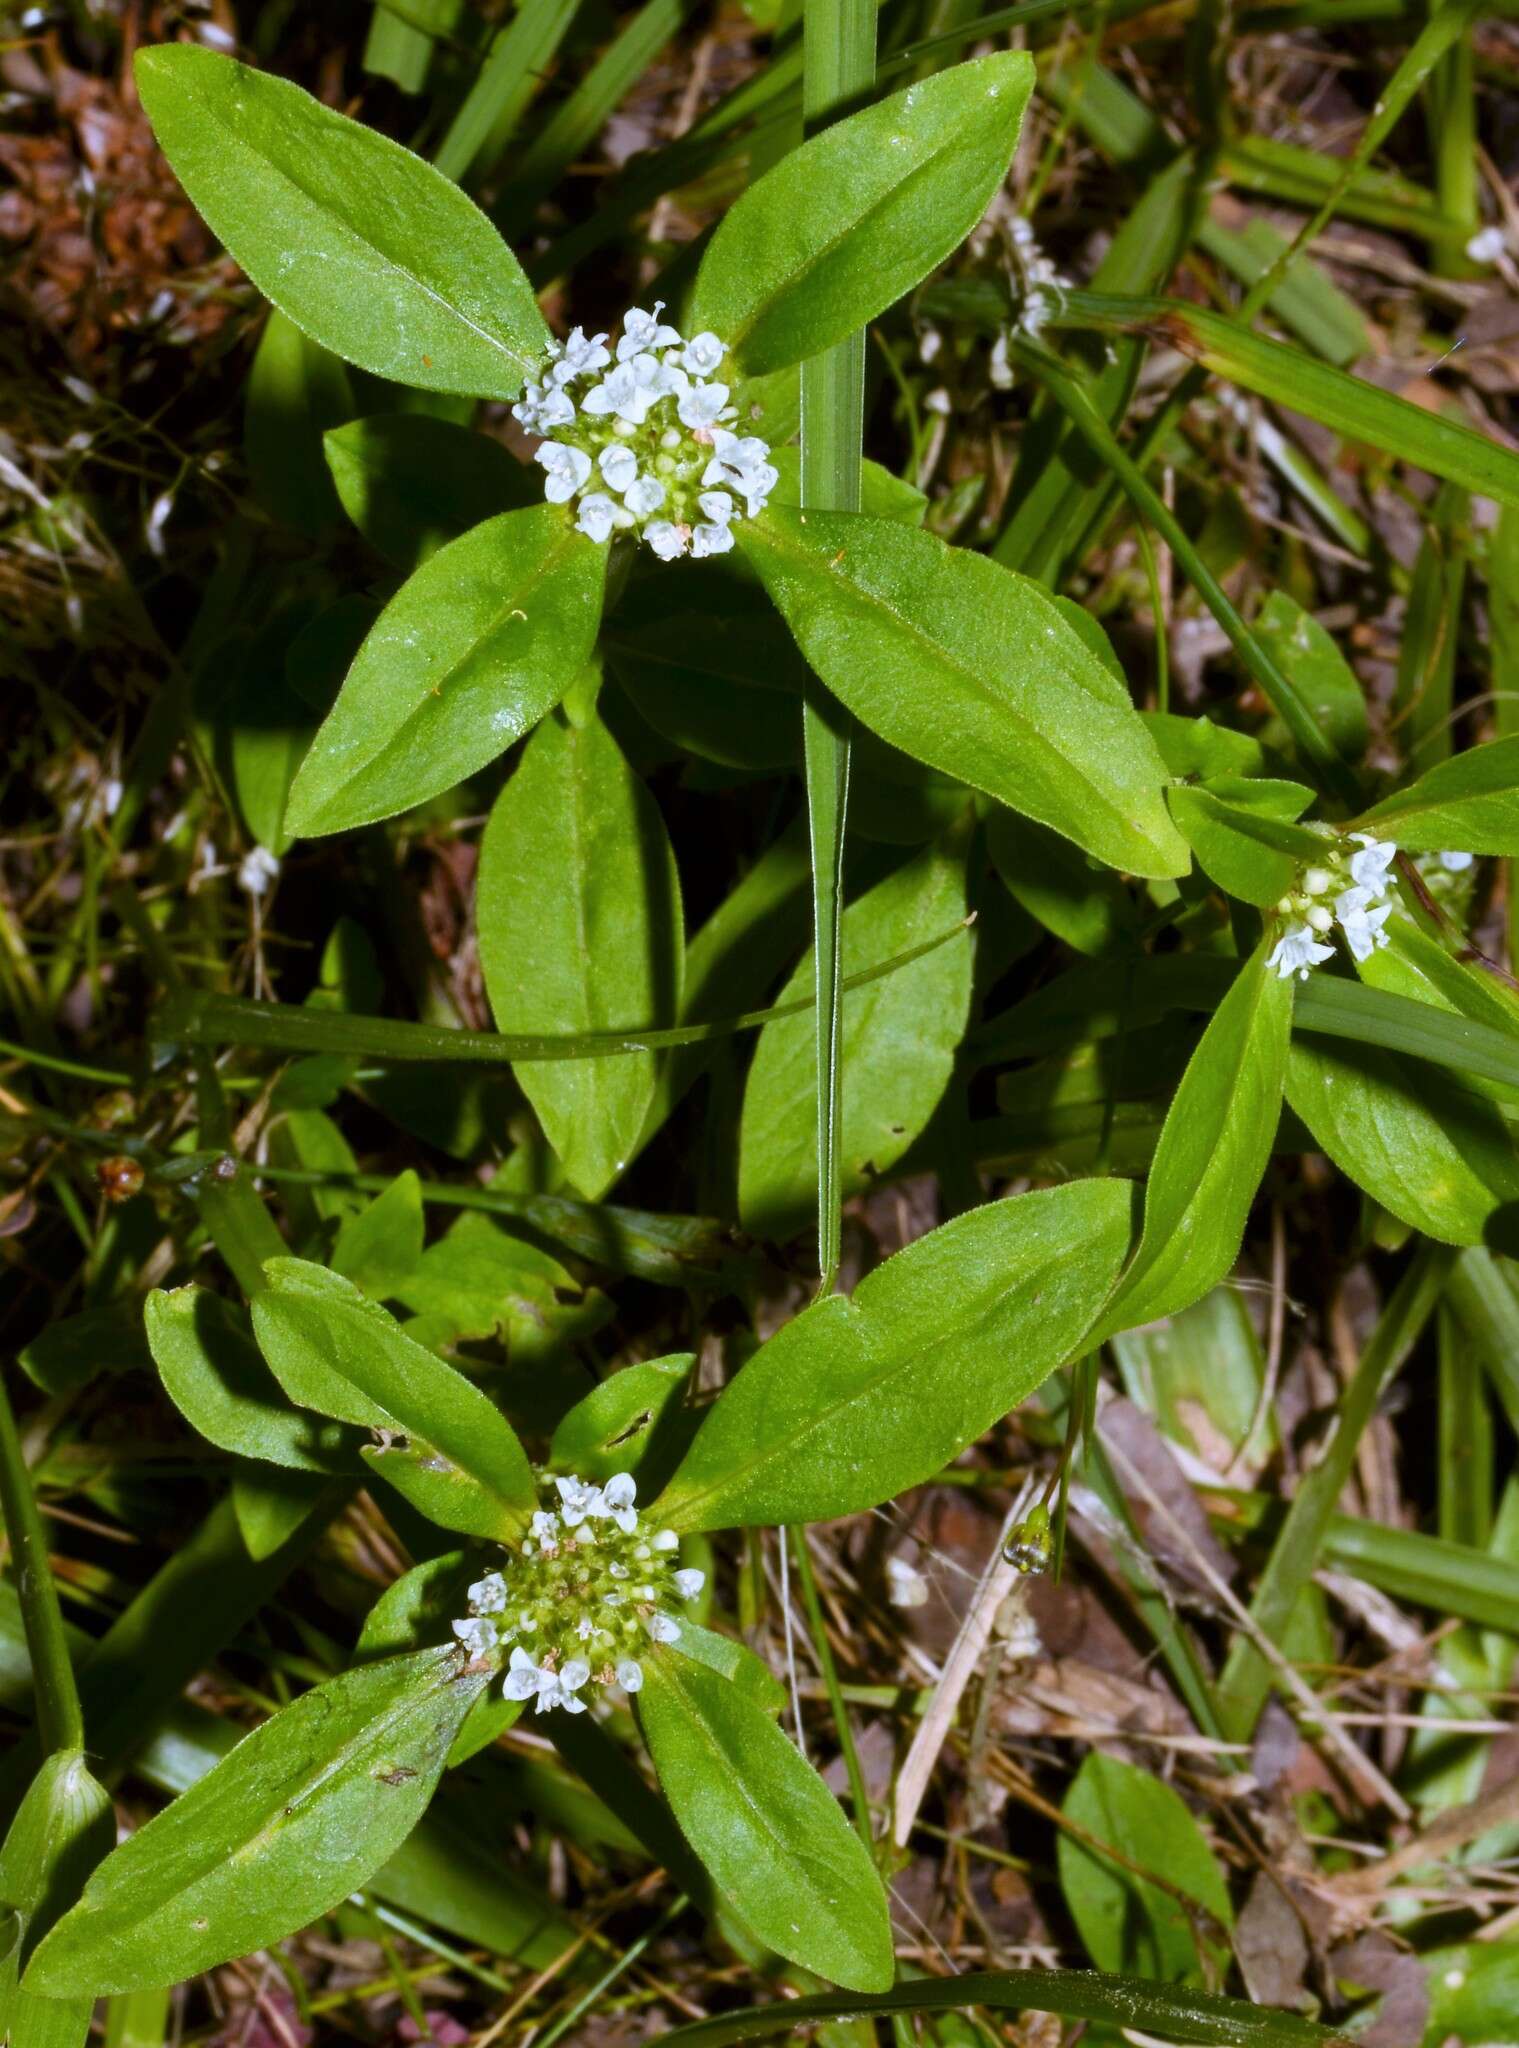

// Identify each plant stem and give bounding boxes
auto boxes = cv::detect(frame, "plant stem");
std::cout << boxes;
[800,0,874,1293]
[0,1368,85,1754]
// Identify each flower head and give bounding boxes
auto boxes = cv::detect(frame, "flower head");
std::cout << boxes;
[521,309,773,560]
[448,1469,700,1714]
[1267,829,1402,982]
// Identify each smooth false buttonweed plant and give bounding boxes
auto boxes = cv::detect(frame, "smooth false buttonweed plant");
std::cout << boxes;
[21,22,1519,2045]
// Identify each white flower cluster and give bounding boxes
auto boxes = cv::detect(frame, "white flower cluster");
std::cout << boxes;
[450,1470,703,1715]
[513,303,777,562]
[1268,831,1398,981]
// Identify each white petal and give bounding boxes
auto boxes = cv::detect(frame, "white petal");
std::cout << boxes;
[690,522,734,558]
[625,474,666,520]
[698,490,735,526]
[681,332,725,375]
[468,1572,507,1614]
[1439,849,1474,872]
[598,443,638,493]
[576,493,617,543]
[672,1567,705,1600]
[560,1658,591,1691]
[643,520,687,561]
[603,1473,637,1510]
[647,1612,681,1643]
[617,1658,645,1693]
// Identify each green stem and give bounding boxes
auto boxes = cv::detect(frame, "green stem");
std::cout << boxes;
[1215,1243,1452,1739]
[800,0,874,1293]
[790,1526,874,1847]
[0,1369,85,1754]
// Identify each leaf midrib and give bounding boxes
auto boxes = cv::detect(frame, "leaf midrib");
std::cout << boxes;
[755,518,1161,860]
[177,66,540,379]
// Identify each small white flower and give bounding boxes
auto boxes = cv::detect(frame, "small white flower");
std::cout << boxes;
[924,387,952,417]
[575,492,618,543]
[1439,849,1474,872]
[1268,922,1335,982]
[1468,224,1507,265]
[453,1616,498,1657]
[598,443,639,493]
[643,521,687,561]
[682,332,725,375]
[1301,867,1334,897]
[1335,885,1392,962]
[618,302,682,360]
[560,1657,591,1693]
[600,1473,639,1534]
[503,1647,542,1701]
[554,1473,604,1526]
[513,382,576,433]
[646,1612,681,1644]
[691,522,734,558]
[1348,833,1397,897]
[677,382,731,431]
[698,490,735,526]
[617,1658,645,1693]
[468,1572,508,1614]
[625,474,666,520]
[672,1567,705,1600]
[650,1529,679,1552]
[886,1555,929,1609]
[238,847,280,897]
[550,326,611,384]
[535,442,592,504]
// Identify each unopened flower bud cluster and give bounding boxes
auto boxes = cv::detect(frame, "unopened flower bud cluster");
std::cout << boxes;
[513,304,777,562]
[451,1470,703,1715]
[1268,831,1398,981]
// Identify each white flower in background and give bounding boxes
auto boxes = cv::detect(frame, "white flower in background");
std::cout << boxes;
[1467,225,1508,266]
[885,1555,929,1608]
[238,846,280,897]
[1267,922,1336,982]
[1438,850,1474,873]
[449,1470,697,1713]
[520,308,774,560]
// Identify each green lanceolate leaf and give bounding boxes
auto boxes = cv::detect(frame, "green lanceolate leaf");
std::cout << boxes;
[330,1169,426,1299]
[689,54,1033,376]
[1059,1752,1232,1982]
[284,505,606,837]
[134,45,549,397]
[738,839,973,1241]
[145,1285,358,1472]
[1095,943,1291,1340]
[478,702,683,1198]
[324,414,539,572]
[1287,1037,1519,1245]
[251,1259,536,1537]
[0,1750,114,2048]
[637,1650,893,1992]
[1354,736,1519,853]
[1165,780,1320,908]
[985,806,1141,956]
[548,1353,696,1483]
[739,508,1188,880]
[26,1648,487,1997]
[652,1177,1134,1531]
[1251,591,1369,763]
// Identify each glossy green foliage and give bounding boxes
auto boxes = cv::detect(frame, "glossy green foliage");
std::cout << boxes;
[653,1178,1134,1531]
[690,55,1033,375]
[1096,946,1291,1339]
[145,1285,357,1472]
[478,702,683,1197]
[135,46,548,397]
[1287,1038,1519,1245]
[739,839,972,1239]
[740,509,1187,879]
[324,413,538,571]
[250,1259,536,1536]
[549,1353,696,1482]
[1166,780,1319,907]
[638,1651,893,1991]
[285,507,606,836]
[986,807,1141,955]
[1356,736,1519,852]
[0,1751,114,2048]
[1059,1753,1232,1982]
[27,1650,487,1996]
[1251,591,1369,763]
